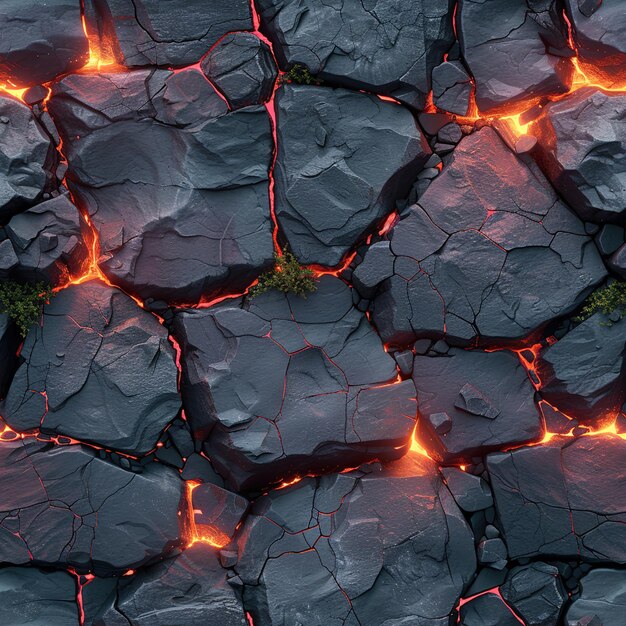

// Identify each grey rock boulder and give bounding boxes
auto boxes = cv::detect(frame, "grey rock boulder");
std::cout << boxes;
[274,85,430,266]
[566,568,626,626]
[431,59,473,116]
[440,467,493,512]
[459,593,521,626]
[3,281,180,455]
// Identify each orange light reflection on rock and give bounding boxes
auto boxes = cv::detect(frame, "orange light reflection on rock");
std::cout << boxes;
[185,481,231,549]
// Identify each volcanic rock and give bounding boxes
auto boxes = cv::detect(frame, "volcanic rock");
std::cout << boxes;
[0,566,79,626]
[0,0,88,88]
[596,225,625,256]
[458,0,573,113]
[501,562,567,626]
[431,60,473,116]
[0,314,19,398]
[487,435,626,562]
[274,85,430,266]
[459,593,521,626]
[0,193,89,284]
[173,276,417,493]
[564,0,626,86]
[537,313,626,424]
[48,69,274,303]
[3,281,180,455]
[566,568,626,625]
[365,126,606,346]
[83,0,252,68]
[534,88,626,222]
[0,438,183,575]
[440,467,493,512]
[256,0,455,109]
[201,33,277,110]
[234,455,476,626]
[0,96,54,223]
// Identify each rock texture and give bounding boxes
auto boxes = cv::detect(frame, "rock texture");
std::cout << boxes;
[0,0,88,88]
[274,85,430,266]
[365,127,606,346]
[256,0,455,109]
[534,88,626,222]
[174,276,416,492]
[566,568,626,626]
[48,69,274,303]
[459,593,521,626]
[235,455,476,626]
[431,59,473,116]
[3,282,180,455]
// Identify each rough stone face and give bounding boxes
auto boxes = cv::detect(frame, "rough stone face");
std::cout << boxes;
[0,193,89,284]
[274,85,430,266]
[459,593,521,626]
[458,0,573,114]
[431,59,473,116]
[366,126,606,346]
[256,0,455,109]
[48,69,274,303]
[537,313,626,424]
[0,566,79,626]
[3,281,180,455]
[566,568,626,625]
[201,33,277,110]
[173,276,417,492]
[440,467,493,512]
[534,88,626,222]
[0,439,183,575]
[84,0,252,68]
[488,435,626,562]
[501,562,567,626]
[564,0,626,87]
[415,348,542,463]
[0,96,53,223]
[0,0,88,88]
[235,455,476,626]
[0,314,19,398]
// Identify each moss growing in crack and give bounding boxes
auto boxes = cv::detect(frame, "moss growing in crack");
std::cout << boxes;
[281,64,323,86]
[573,281,626,324]
[0,281,54,337]
[249,251,317,299]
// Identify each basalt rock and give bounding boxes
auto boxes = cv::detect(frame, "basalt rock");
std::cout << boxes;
[534,88,626,222]
[459,593,521,626]
[274,85,430,266]
[256,0,455,109]
[0,0,88,88]
[537,313,626,424]
[3,281,180,455]
[488,435,626,562]
[48,69,274,303]
[0,96,54,223]
[234,455,476,626]
[0,439,183,575]
[173,276,417,493]
[566,568,626,626]
[431,60,473,116]
[365,126,606,346]
[83,0,252,68]
[201,33,277,110]
[458,0,573,114]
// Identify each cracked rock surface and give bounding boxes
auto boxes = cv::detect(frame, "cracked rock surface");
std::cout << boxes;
[566,568,626,625]
[3,282,180,455]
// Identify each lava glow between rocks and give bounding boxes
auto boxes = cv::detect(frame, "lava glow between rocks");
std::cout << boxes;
[185,481,231,549]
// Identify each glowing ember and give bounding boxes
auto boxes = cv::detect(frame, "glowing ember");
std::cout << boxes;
[185,482,231,549]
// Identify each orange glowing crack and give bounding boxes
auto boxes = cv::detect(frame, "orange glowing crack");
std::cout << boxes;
[184,481,231,549]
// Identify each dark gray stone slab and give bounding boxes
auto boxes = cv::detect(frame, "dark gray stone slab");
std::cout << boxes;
[432,60,472,116]
[566,568,626,626]
[459,593,521,626]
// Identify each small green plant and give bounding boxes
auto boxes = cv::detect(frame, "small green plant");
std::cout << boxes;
[249,251,317,299]
[0,281,54,337]
[573,281,626,324]
[282,64,322,86]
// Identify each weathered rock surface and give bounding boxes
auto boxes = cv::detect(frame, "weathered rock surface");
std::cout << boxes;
[440,467,493,512]
[365,127,606,346]
[235,455,476,626]
[538,313,626,424]
[0,0,88,88]
[256,0,455,109]
[0,566,79,626]
[431,59,473,116]
[458,0,573,114]
[415,348,542,463]
[174,276,416,492]
[0,193,89,284]
[48,69,274,303]
[566,568,626,626]
[3,281,180,455]
[488,435,626,562]
[459,593,521,626]
[84,0,252,68]
[274,85,430,266]
[0,439,183,575]
[534,88,626,222]
[0,96,53,223]
[565,0,626,87]
[202,33,277,110]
